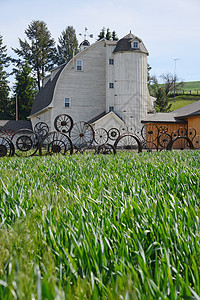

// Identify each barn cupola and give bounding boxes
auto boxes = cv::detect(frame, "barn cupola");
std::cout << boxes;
[79,39,90,51]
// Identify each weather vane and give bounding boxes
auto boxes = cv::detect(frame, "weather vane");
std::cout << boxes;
[79,27,93,41]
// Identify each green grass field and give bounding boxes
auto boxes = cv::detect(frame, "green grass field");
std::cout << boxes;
[0,152,200,299]
[168,94,200,111]
[181,81,200,93]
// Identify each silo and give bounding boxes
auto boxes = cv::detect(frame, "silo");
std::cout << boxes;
[113,32,149,132]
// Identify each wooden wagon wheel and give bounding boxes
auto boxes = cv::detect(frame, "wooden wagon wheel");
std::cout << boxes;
[159,125,168,134]
[34,122,49,138]
[127,124,136,134]
[70,121,94,151]
[178,127,187,137]
[167,136,194,150]
[94,128,108,145]
[0,137,15,157]
[192,135,200,149]
[187,127,196,141]
[158,133,172,149]
[54,114,73,133]
[108,128,120,141]
[141,123,159,142]
[12,129,39,157]
[114,134,142,153]
[143,141,158,152]
[97,143,116,155]
[171,131,178,139]
[39,131,73,156]
[119,124,128,135]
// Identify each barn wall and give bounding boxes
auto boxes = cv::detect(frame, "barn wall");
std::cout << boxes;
[51,40,106,125]
[113,52,148,130]
[186,116,200,135]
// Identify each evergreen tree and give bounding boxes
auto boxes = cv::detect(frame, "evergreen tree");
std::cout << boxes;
[112,31,118,41]
[97,27,106,40]
[57,26,79,65]
[97,28,118,41]
[12,20,57,90]
[105,28,112,40]
[154,86,172,112]
[0,35,12,119]
[12,62,37,120]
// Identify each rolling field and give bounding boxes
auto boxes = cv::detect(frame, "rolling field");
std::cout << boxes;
[0,151,200,299]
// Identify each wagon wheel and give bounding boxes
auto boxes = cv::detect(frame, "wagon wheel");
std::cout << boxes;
[0,137,15,157]
[119,124,128,135]
[127,124,136,134]
[97,143,116,155]
[70,121,94,151]
[178,127,187,137]
[108,128,120,141]
[187,127,196,141]
[12,129,39,157]
[0,126,6,137]
[94,128,108,145]
[114,134,142,153]
[167,136,194,150]
[34,122,49,138]
[159,125,168,134]
[192,135,200,149]
[141,123,159,142]
[54,114,73,133]
[16,135,33,151]
[158,133,172,149]
[4,129,15,139]
[39,131,73,156]
[143,141,158,152]
[171,131,178,139]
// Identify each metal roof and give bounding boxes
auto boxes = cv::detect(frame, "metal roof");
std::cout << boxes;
[29,64,66,117]
[0,120,33,131]
[113,32,149,55]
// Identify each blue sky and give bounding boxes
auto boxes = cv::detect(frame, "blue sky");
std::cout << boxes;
[1,0,200,84]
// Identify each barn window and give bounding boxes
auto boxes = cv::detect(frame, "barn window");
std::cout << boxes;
[64,98,71,108]
[109,83,114,89]
[76,60,83,71]
[109,106,114,112]
[109,58,114,65]
[133,41,139,48]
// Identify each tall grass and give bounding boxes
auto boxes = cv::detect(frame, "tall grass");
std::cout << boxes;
[0,152,200,299]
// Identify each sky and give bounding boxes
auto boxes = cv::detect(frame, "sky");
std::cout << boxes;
[1,0,200,86]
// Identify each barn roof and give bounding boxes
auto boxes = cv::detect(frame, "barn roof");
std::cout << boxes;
[173,100,200,118]
[0,120,32,131]
[141,113,187,124]
[113,32,149,55]
[29,64,66,117]
[142,100,200,124]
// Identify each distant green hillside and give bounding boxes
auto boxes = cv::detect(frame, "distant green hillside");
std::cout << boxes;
[181,81,200,92]
[159,81,200,93]
[168,94,200,111]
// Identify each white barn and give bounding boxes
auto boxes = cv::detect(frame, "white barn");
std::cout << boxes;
[29,32,155,132]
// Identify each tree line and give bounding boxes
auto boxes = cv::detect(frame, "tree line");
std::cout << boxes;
[0,21,118,120]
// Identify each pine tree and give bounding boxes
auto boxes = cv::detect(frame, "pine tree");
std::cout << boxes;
[12,20,57,90]
[0,35,12,119]
[57,26,78,65]
[12,62,37,120]
[155,87,172,112]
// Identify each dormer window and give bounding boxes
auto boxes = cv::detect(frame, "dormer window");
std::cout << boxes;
[133,41,139,49]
